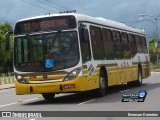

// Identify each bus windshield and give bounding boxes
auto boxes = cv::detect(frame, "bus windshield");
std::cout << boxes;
[14,31,79,72]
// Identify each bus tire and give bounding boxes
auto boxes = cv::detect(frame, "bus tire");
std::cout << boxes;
[42,93,55,101]
[135,67,142,86]
[96,71,107,97]
[127,67,142,87]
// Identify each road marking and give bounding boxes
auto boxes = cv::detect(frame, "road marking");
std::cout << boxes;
[120,89,130,92]
[0,102,17,108]
[147,83,156,86]
[78,99,96,105]
[17,99,23,103]
[0,98,41,108]
[0,93,77,108]
[30,119,36,120]
[20,98,41,103]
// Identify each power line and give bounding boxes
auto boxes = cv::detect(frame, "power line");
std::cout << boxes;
[36,0,63,12]
[21,0,53,12]
[46,0,72,11]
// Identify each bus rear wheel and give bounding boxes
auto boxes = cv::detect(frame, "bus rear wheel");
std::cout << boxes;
[42,93,55,101]
[135,67,142,86]
[127,67,142,87]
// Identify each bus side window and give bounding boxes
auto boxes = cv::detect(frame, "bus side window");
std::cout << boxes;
[112,31,123,59]
[121,32,131,59]
[79,27,91,63]
[102,28,114,59]
[135,35,142,53]
[141,36,148,54]
[129,34,137,57]
[90,26,104,60]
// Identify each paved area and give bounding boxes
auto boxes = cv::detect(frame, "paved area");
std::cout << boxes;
[0,83,15,90]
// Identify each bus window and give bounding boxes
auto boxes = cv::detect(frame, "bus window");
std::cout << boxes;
[121,32,131,59]
[90,26,104,60]
[129,34,137,56]
[102,28,114,59]
[79,27,91,63]
[135,35,142,53]
[112,31,123,59]
[141,36,148,54]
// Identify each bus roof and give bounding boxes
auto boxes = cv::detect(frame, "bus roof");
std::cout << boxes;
[17,13,145,35]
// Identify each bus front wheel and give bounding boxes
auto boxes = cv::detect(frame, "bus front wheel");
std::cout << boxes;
[96,71,107,97]
[42,93,55,101]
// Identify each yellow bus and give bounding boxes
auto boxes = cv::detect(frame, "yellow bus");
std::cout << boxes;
[6,13,150,101]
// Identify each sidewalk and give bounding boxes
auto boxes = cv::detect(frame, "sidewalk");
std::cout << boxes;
[0,83,15,90]
[0,77,15,90]
[151,71,160,75]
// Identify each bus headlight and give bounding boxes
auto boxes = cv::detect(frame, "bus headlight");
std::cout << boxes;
[15,73,29,84]
[64,67,81,81]
[17,75,22,80]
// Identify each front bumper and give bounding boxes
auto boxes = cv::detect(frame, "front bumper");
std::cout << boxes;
[15,76,89,95]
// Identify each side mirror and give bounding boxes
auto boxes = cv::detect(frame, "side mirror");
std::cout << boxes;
[5,31,13,51]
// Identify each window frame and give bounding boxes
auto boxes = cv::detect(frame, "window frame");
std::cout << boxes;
[112,30,123,59]
[121,32,131,59]
[102,28,115,59]
[90,25,104,60]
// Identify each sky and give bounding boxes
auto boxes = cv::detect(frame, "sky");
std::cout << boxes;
[1,0,160,39]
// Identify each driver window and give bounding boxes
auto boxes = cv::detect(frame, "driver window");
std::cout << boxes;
[79,26,91,63]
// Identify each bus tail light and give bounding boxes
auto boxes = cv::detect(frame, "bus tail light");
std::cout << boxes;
[63,67,81,81]
[15,73,29,84]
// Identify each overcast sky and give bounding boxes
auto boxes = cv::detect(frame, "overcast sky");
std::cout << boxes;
[1,0,160,39]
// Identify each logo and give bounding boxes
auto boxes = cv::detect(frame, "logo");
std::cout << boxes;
[45,59,54,68]
[88,64,94,76]
[139,90,147,98]
[122,90,147,102]
[1,112,42,118]
[2,112,11,117]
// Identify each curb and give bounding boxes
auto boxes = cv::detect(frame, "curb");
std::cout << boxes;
[0,84,15,90]
[151,72,160,75]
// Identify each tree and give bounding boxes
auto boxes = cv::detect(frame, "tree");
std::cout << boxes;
[0,22,13,75]
[148,38,160,65]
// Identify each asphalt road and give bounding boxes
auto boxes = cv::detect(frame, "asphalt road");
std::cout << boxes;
[0,73,160,120]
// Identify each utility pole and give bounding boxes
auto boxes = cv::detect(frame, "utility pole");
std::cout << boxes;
[140,14,160,69]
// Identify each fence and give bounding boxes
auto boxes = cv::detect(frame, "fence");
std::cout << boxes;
[0,77,14,85]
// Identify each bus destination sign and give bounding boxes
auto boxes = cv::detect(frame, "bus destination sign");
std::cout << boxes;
[23,19,67,31]
[14,16,76,35]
